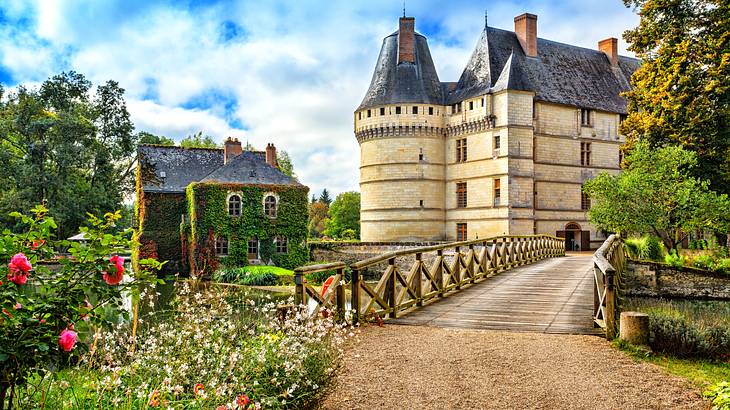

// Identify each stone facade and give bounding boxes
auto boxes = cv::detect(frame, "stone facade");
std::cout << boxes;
[355,13,637,249]
[625,260,730,300]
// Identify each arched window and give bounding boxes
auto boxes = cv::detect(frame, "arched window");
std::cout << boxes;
[215,237,229,256]
[275,236,288,254]
[228,194,241,216]
[264,195,277,218]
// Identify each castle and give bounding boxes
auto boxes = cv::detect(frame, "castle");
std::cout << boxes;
[355,13,639,250]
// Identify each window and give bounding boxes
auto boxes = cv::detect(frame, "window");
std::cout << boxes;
[428,107,434,115]
[619,149,624,166]
[581,142,592,166]
[358,112,361,120]
[581,109,592,126]
[418,148,424,161]
[619,114,627,124]
[419,199,424,207]
[494,179,501,206]
[247,237,259,259]
[412,106,418,114]
[581,190,591,210]
[228,194,241,216]
[380,107,385,116]
[367,109,371,118]
[456,223,467,241]
[264,195,277,218]
[395,106,401,115]
[275,236,288,254]
[456,182,467,208]
[481,97,485,107]
[469,101,474,110]
[456,138,467,163]
[494,135,501,151]
[215,236,229,256]
[533,101,538,119]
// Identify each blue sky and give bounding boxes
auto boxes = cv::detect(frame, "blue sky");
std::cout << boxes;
[0,0,639,197]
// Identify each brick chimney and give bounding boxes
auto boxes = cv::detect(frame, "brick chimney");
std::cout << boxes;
[265,143,277,168]
[514,13,538,58]
[599,37,619,67]
[398,17,416,64]
[224,137,242,164]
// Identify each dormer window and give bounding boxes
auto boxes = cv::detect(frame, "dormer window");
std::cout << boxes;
[264,194,278,218]
[228,194,241,216]
[581,109,592,126]
[395,106,402,115]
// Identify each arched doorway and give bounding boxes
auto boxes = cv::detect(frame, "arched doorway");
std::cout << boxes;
[557,222,589,251]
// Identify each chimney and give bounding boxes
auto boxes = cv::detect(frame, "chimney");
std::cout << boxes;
[224,137,242,164]
[265,143,277,168]
[514,13,538,57]
[599,37,618,67]
[398,17,416,64]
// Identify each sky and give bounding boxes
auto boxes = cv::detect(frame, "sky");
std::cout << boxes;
[0,0,640,198]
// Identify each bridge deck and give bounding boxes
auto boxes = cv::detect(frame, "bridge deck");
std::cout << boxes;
[389,255,602,335]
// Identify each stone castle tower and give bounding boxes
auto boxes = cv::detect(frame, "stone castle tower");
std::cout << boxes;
[355,13,639,250]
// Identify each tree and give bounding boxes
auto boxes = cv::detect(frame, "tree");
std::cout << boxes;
[179,131,219,148]
[318,189,332,206]
[621,0,730,194]
[308,201,328,238]
[583,141,730,251]
[324,191,360,239]
[0,71,138,238]
[277,150,297,179]
[138,131,175,146]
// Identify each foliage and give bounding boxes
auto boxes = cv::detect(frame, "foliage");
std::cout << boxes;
[664,250,686,268]
[318,189,332,207]
[324,192,360,240]
[276,150,296,180]
[179,131,219,149]
[135,192,188,275]
[308,201,328,238]
[0,71,139,239]
[621,0,730,195]
[0,205,162,407]
[187,183,309,276]
[213,266,294,286]
[13,283,354,409]
[704,382,730,410]
[624,236,665,261]
[138,131,175,146]
[583,141,730,250]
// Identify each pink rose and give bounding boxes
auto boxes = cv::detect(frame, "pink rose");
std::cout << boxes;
[103,256,125,285]
[7,272,28,285]
[14,303,21,310]
[109,255,124,275]
[9,253,32,273]
[58,328,77,352]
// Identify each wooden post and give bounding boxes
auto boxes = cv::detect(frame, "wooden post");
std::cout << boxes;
[351,268,361,324]
[294,272,306,306]
[454,246,462,289]
[415,252,423,306]
[605,269,617,339]
[387,257,397,318]
[481,240,489,275]
[436,249,444,297]
[336,267,346,321]
[593,264,600,328]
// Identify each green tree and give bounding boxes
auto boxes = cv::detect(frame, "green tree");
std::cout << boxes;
[318,189,332,206]
[0,71,138,238]
[583,141,730,251]
[179,131,219,148]
[621,0,730,194]
[138,131,175,146]
[324,191,360,239]
[277,150,296,179]
[308,200,328,238]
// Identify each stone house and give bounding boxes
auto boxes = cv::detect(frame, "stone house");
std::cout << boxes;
[136,139,308,275]
[355,13,640,250]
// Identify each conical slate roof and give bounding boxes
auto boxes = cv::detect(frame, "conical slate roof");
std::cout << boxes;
[358,30,443,109]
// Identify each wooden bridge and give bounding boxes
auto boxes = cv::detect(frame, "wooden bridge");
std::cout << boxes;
[295,234,622,337]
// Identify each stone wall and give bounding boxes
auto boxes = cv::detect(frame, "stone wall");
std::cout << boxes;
[624,260,730,300]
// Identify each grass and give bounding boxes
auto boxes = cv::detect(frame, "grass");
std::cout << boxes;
[624,297,730,327]
[615,339,730,388]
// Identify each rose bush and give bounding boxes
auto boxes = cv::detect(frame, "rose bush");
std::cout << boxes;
[0,205,162,409]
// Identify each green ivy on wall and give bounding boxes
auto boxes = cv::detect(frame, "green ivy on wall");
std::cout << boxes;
[187,182,309,275]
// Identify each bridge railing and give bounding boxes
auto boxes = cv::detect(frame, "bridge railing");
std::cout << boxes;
[592,234,625,339]
[295,234,565,322]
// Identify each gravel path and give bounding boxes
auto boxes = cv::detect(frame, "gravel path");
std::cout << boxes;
[320,325,704,409]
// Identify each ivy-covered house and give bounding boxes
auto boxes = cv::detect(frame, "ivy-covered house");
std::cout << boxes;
[135,138,308,275]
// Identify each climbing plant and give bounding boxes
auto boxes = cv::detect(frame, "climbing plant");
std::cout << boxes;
[187,183,309,276]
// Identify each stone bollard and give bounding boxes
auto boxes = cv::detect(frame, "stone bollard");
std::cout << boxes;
[620,311,650,347]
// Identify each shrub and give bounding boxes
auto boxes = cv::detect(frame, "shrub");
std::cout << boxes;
[703,381,730,410]
[664,250,686,268]
[716,258,730,274]
[240,271,278,286]
[213,266,294,286]
[624,236,664,261]
[646,310,730,359]
[645,236,664,261]
[693,254,716,270]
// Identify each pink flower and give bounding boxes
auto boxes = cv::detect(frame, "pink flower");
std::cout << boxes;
[237,394,250,407]
[103,256,125,285]
[58,328,77,352]
[109,255,124,274]
[7,272,28,285]
[14,303,21,310]
[9,253,32,273]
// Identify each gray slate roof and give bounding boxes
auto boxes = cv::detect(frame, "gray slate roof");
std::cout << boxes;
[138,145,300,193]
[360,24,640,114]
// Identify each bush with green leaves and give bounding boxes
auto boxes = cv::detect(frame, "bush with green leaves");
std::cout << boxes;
[0,205,162,408]
[625,236,665,261]
[213,266,294,286]
[704,381,730,410]
[646,310,730,359]
[664,250,686,268]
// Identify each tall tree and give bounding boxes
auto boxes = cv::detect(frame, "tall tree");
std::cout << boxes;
[179,131,219,148]
[276,150,296,179]
[318,189,332,206]
[308,201,329,238]
[621,0,730,194]
[584,141,729,251]
[0,71,138,238]
[138,131,175,146]
[324,191,360,239]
